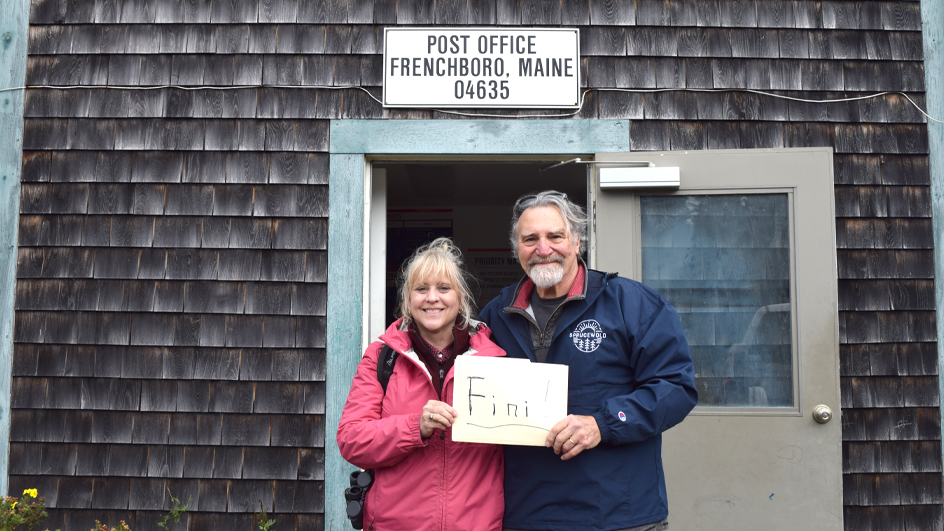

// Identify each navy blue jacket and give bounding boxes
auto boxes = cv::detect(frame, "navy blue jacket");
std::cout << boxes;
[480,267,697,531]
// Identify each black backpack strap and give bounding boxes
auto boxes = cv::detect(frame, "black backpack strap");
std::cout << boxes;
[376,345,399,394]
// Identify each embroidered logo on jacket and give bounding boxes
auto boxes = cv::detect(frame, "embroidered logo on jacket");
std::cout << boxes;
[570,319,607,353]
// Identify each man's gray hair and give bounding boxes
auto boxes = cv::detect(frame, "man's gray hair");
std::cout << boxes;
[509,190,588,259]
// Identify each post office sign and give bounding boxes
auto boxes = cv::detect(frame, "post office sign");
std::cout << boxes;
[383,28,580,109]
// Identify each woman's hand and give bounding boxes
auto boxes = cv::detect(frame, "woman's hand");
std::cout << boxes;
[420,400,458,439]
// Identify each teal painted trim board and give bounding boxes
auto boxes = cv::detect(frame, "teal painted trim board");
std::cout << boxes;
[325,153,365,530]
[921,0,944,489]
[325,119,630,530]
[330,119,630,154]
[0,0,30,496]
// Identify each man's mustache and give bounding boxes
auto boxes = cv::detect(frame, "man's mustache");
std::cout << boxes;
[528,255,564,266]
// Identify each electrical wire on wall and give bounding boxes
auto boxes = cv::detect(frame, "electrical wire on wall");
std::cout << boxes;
[1,83,941,123]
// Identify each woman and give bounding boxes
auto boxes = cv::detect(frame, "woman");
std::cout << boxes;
[337,238,505,531]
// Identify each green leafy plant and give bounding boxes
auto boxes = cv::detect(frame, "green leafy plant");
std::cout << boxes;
[91,521,130,531]
[1,489,51,531]
[157,488,190,531]
[254,500,276,531]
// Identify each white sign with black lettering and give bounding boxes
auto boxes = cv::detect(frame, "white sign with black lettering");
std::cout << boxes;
[383,28,580,108]
[452,356,568,446]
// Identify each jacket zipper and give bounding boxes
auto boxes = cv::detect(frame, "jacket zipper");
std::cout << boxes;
[441,421,448,530]
[441,378,451,530]
[508,304,566,353]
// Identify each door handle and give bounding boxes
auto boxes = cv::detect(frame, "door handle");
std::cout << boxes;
[812,404,832,424]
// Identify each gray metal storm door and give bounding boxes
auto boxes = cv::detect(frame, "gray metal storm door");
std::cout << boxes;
[595,148,842,530]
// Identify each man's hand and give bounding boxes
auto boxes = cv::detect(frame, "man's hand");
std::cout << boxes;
[546,415,602,460]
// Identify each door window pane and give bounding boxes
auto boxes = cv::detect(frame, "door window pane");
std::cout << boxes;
[640,194,793,408]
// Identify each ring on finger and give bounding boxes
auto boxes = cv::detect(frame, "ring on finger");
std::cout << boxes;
[568,438,576,446]
[429,414,434,421]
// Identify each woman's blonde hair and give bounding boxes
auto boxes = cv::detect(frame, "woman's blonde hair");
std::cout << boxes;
[398,237,476,330]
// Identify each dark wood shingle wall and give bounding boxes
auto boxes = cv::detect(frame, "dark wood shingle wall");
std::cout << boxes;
[14,0,938,529]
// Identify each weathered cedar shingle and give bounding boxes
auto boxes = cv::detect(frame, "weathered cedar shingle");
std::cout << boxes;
[230,218,272,248]
[889,31,923,61]
[140,380,178,411]
[167,414,213,446]
[216,25,249,54]
[129,478,166,510]
[89,410,134,444]
[260,251,306,282]
[218,250,262,281]
[882,2,922,31]
[200,315,226,347]
[189,349,236,381]
[122,347,164,378]
[271,414,320,447]
[164,249,219,279]
[109,217,153,248]
[299,448,325,480]
[202,217,231,248]
[244,282,290,315]
[147,445,185,477]
[176,380,211,412]
[273,479,297,512]
[233,350,269,382]
[228,479,273,512]
[291,283,327,317]
[302,381,325,414]
[17,215,54,247]
[262,316,294,347]
[232,57,263,87]
[349,26,379,55]
[157,25,187,54]
[91,477,131,509]
[173,313,203,346]
[57,476,94,508]
[207,381,254,413]
[248,24,277,53]
[243,447,298,479]
[259,0,297,23]
[185,26,217,53]
[181,446,214,478]
[221,414,270,446]
[12,346,40,377]
[110,444,150,476]
[844,473,901,505]
[211,0,257,23]
[597,90,645,119]
[254,382,302,414]
[588,0,634,25]
[521,0,562,24]
[276,25,325,54]
[900,473,944,504]
[198,480,229,512]
[293,480,324,513]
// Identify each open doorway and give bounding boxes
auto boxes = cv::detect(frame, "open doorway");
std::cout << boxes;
[373,160,587,329]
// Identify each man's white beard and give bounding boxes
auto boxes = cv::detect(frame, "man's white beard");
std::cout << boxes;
[528,257,565,289]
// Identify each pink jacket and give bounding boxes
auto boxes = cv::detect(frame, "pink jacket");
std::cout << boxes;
[337,319,506,531]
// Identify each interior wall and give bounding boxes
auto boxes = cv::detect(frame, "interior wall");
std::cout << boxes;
[378,161,587,319]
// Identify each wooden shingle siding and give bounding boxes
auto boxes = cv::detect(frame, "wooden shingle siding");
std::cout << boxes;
[13,0,937,529]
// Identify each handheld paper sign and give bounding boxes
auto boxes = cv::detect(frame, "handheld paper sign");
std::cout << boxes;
[452,356,568,446]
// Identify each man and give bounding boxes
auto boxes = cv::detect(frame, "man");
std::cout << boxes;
[480,190,697,531]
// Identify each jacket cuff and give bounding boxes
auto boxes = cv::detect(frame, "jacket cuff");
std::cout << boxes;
[412,413,429,445]
[592,411,613,444]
